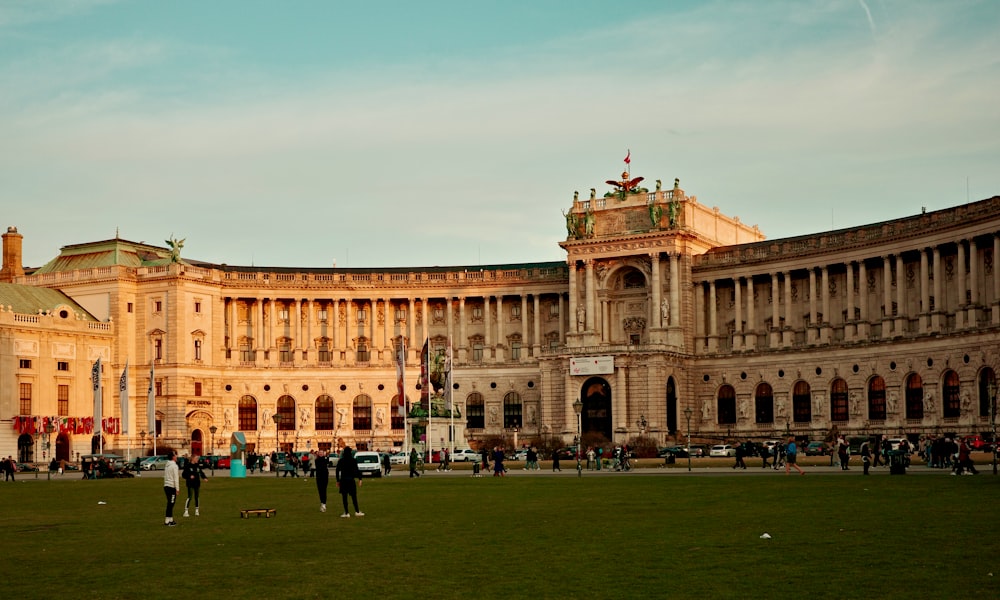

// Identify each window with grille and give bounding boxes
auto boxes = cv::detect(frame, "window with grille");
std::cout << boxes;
[467,393,485,429]
[20,382,32,415]
[353,395,372,430]
[503,392,522,428]
[906,374,924,420]
[58,385,69,416]
[717,385,736,424]
[943,370,961,418]
[755,383,774,423]
[238,396,258,431]
[316,395,334,431]
[793,381,812,422]
[831,378,849,421]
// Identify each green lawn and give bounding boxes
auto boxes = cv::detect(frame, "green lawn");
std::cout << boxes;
[2,471,997,599]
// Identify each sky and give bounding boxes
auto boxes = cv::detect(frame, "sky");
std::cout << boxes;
[2,0,999,270]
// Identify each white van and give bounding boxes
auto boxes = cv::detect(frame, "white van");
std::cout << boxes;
[353,451,383,478]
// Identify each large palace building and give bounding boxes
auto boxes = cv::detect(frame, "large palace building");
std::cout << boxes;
[2,172,999,463]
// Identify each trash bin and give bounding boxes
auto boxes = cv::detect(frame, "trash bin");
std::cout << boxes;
[888,450,906,475]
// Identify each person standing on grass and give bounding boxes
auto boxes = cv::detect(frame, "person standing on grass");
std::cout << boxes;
[860,440,872,475]
[492,446,505,477]
[335,446,364,518]
[409,448,421,478]
[314,449,330,512]
[552,449,561,472]
[182,455,208,517]
[784,437,805,475]
[837,436,850,471]
[163,450,180,526]
[381,452,391,477]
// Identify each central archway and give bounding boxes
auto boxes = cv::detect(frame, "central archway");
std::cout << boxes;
[580,377,612,441]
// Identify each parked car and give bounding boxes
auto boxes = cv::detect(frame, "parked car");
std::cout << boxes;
[389,452,409,465]
[354,451,382,477]
[451,449,481,462]
[140,455,170,470]
[805,441,831,456]
[886,438,915,453]
[16,462,39,472]
[961,435,993,452]
[216,456,231,469]
[710,444,736,457]
[658,445,689,459]
[685,445,708,458]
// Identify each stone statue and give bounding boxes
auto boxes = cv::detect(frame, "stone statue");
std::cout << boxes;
[489,405,499,425]
[576,305,585,331]
[375,407,385,429]
[924,391,934,414]
[562,209,579,237]
[528,406,537,425]
[649,202,662,227]
[655,179,662,191]
[886,391,898,416]
[337,407,348,427]
[738,399,749,420]
[775,397,785,418]
[224,409,233,429]
[299,406,310,428]
[590,188,596,200]
[573,190,579,202]
[660,299,670,326]
[165,235,185,263]
[850,391,862,416]
[667,199,679,228]
[702,400,711,421]
[960,390,971,416]
[584,208,595,237]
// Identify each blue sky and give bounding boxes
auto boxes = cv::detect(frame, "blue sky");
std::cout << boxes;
[2,0,998,269]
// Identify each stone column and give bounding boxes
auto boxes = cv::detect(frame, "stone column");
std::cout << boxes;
[745,277,756,350]
[484,296,492,358]
[770,273,780,348]
[615,364,627,437]
[707,280,718,352]
[558,294,565,343]
[344,299,354,362]
[932,247,943,331]
[894,254,905,336]
[459,297,467,362]
[782,271,792,346]
[294,299,302,359]
[882,256,892,337]
[920,249,930,333]
[808,268,817,344]
[956,241,967,329]
[384,297,393,352]
[994,236,1000,325]
[496,296,505,362]
[651,253,662,328]
[369,299,376,354]
[521,294,529,359]
[532,294,540,357]
[446,297,455,351]
[268,298,276,354]
[332,299,340,352]
[408,298,416,355]
[733,277,743,351]
[820,266,831,343]
[421,298,429,346]
[968,239,979,326]
[567,260,578,333]
[585,260,596,333]
[694,282,706,353]
[669,253,680,328]
[846,262,856,340]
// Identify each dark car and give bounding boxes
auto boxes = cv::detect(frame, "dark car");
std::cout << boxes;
[16,462,39,472]
[658,445,689,459]
[805,441,830,456]
[555,446,579,460]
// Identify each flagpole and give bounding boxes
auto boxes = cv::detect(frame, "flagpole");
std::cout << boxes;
[448,337,454,459]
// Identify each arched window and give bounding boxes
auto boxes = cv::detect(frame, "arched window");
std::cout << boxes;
[466,392,485,429]
[979,368,996,418]
[755,383,774,424]
[831,378,849,422]
[276,396,295,430]
[315,395,334,431]
[793,381,812,423]
[867,376,886,420]
[717,385,736,425]
[353,394,372,430]
[390,395,407,430]
[905,374,924,420]
[238,395,258,431]
[503,392,522,428]
[943,370,961,418]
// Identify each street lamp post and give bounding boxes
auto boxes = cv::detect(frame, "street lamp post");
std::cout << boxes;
[209,425,218,476]
[684,407,693,472]
[573,399,583,477]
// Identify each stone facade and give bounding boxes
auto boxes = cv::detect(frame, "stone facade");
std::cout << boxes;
[3,177,999,460]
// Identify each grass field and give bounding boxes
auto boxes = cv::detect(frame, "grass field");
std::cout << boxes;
[2,468,997,599]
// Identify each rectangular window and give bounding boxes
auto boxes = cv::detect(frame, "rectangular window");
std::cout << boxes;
[127,302,133,313]
[318,308,328,322]
[472,342,484,363]
[155,300,162,312]
[395,308,406,322]
[58,385,69,416]
[155,381,163,397]
[511,304,521,319]
[511,341,521,361]
[194,339,202,361]
[19,359,32,369]
[194,301,202,313]
[318,344,331,363]
[57,361,69,371]
[549,302,559,317]
[279,308,290,322]
[240,345,253,362]
[357,309,367,323]
[194,382,202,397]
[279,343,292,363]
[472,305,483,320]
[154,339,163,360]
[356,341,370,363]
[20,382,32,415]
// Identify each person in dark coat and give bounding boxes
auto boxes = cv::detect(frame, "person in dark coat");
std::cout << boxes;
[314,450,330,512]
[181,455,208,517]
[409,448,421,478]
[335,446,364,517]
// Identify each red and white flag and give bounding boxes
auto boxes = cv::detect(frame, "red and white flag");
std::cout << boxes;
[624,149,631,165]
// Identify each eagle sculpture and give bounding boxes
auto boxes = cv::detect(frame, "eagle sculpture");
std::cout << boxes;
[606,171,645,195]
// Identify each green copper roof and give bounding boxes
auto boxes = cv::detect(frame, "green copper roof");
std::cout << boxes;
[0,283,97,320]
[31,237,176,275]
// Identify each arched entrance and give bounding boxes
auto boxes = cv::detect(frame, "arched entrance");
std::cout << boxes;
[55,433,71,462]
[666,377,678,435]
[191,429,204,457]
[580,377,612,441]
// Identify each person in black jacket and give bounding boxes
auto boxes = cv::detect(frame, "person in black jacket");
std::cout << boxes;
[314,449,330,512]
[335,446,364,518]
[182,455,208,517]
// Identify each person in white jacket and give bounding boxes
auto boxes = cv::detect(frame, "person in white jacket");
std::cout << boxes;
[163,451,180,526]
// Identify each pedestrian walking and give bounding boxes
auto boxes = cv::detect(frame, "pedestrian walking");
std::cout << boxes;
[860,440,871,475]
[163,450,180,526]
[784,437,805,475]
[381,452,391,477]
[335,446,364,517]
[492,446,505,477]
[314,449,330,512]
[552,450,561,472]
[837,436,850,471]
[409,448,421,478]
[182,455,208,517]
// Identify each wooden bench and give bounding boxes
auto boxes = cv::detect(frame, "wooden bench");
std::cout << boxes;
[241,508,277,519]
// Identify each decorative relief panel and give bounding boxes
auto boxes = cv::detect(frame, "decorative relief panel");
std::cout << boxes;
[51,342,75,359]
[15,339,39,357]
